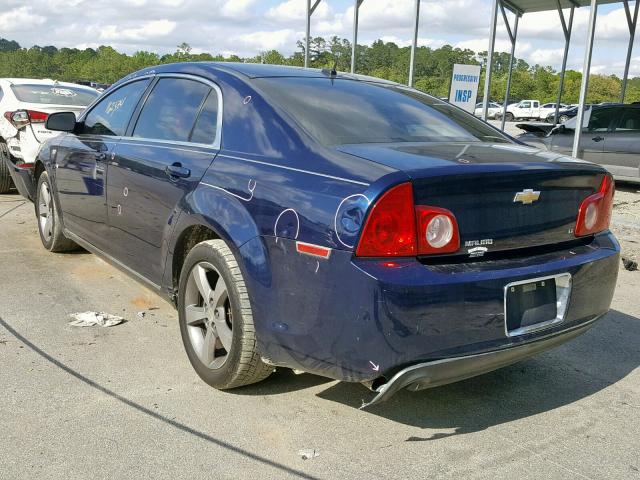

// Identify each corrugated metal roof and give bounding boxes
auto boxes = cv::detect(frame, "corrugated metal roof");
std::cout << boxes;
[504,0,622,14]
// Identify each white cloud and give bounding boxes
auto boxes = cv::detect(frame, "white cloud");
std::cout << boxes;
[0,6,46,32]
[98,19,176,42]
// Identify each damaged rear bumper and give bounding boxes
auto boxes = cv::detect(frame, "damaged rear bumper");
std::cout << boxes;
[2,153,35,200]
[362,315,601,408]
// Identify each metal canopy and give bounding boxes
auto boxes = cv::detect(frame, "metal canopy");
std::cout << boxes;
[503,0,620,13]
[304,0,637,162]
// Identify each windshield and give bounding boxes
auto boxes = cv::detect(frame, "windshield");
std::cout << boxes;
[564,106,591,130]
[11,84,99,106]
[255,78,510,146]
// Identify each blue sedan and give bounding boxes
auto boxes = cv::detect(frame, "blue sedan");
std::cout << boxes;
[29,63,619,406]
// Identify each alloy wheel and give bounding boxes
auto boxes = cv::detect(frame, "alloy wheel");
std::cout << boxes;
[184,261,233,369]
[38,181,54,242]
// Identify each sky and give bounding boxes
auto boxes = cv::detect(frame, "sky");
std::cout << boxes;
[0,0,638,76]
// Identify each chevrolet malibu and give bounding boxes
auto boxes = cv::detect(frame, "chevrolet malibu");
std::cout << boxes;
[30,63,619,406]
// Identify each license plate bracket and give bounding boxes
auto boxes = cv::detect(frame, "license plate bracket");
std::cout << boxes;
[504,273,572,337]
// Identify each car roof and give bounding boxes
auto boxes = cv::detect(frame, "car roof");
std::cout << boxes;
[142,62,399,86]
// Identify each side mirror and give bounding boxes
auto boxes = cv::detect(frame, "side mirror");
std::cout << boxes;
[46,112,77,132]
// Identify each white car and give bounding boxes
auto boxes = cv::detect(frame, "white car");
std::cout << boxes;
[0,78,100,194]
[474,101,503,119]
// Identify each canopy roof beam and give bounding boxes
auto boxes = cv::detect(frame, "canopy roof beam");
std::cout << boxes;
[482,0,500,120]
[351,0,365,73]
[620,0,639,102]
[500,3,521,130]
[553,2,575,124]
[573,0,598,158]
[304,0,323,68]
[408,0,421,86]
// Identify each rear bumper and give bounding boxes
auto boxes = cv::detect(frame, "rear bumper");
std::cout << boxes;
[244,232,619,384]
[2,153,35,200]
[362,315,600,408]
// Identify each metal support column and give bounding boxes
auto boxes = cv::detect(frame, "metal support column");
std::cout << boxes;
[553,3,574,125]
[351,0,364,73]
[500,3,520,131]
[304,0,322,68]
[482,0,499,121]
[573,0,598,158]
[408,0,420,86]
[621,0,639,102]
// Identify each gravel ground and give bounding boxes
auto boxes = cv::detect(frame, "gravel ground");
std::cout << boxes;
[611,184,640,269]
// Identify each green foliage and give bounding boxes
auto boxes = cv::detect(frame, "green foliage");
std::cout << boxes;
[0,36,636,103]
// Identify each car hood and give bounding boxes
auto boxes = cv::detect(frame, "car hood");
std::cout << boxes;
[335,141,578,176]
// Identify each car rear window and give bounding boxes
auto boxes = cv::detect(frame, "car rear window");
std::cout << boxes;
[255,77,509,146]
[11,84,99,106]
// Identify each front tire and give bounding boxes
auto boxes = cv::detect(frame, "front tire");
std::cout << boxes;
[178,239,272,389]
[505,112,515,122]
[0,142,15,194]
[35,171,77,252]
[559,114,570,124]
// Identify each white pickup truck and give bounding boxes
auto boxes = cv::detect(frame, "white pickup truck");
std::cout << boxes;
[500,100,567,122]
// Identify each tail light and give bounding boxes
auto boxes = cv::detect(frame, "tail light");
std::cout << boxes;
[416,206,460,254]
[575,174,614,237]
[3,110,49,130]
[355,182,460,257]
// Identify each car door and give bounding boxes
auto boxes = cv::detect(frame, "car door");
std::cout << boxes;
[548,107,615,161]
[518,101,531,118]
[600,106,640,179]
[106,75,221,284]
[54,78,151,249]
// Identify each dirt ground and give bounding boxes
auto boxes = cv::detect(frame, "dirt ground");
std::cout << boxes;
[611,183,640,269]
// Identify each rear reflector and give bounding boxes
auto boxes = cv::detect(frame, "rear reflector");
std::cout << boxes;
[16,162,35,170]
[575,174,614,237]
[296,241,331,259]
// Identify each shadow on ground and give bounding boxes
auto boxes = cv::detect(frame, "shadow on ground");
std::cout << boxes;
[310,310,639,439]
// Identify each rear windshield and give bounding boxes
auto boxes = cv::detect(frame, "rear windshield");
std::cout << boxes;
[255,77,510,146]
[11,84,99,106]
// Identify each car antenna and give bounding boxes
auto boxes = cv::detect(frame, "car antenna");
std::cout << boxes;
[321,61,338,78]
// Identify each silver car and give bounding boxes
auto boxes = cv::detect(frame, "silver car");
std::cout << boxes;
[517,104,640,183]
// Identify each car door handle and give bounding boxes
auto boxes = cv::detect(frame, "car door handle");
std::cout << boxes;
[592,136,605,142]
[165,163,191,179]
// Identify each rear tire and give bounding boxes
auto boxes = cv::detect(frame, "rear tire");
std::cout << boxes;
[0,142,15,194]
[178,239,272,389]
[35,171,78,252]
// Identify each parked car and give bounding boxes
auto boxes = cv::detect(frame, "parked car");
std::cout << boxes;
[0,78,99,195]
[473,101,503,119]
[544,105,580,124]
[23,63,619,406]
[498,99,568,122]
[517,103,640,183]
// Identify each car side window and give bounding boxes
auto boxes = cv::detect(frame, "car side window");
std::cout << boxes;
[587,108,618,132]
[521,101,531,108]
[133,78,210,142]
[82,79,150,136]
[615,108,640,132]
[0,86,3,103]
[533,101,539,108]
[190,90,219,144]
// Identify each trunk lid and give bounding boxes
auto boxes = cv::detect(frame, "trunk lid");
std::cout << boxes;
[337,142,606,257]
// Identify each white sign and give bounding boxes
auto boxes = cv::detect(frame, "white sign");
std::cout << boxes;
[448,64,482,113]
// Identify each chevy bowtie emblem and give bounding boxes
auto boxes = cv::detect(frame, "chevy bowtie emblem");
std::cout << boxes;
[513,189,541,205]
